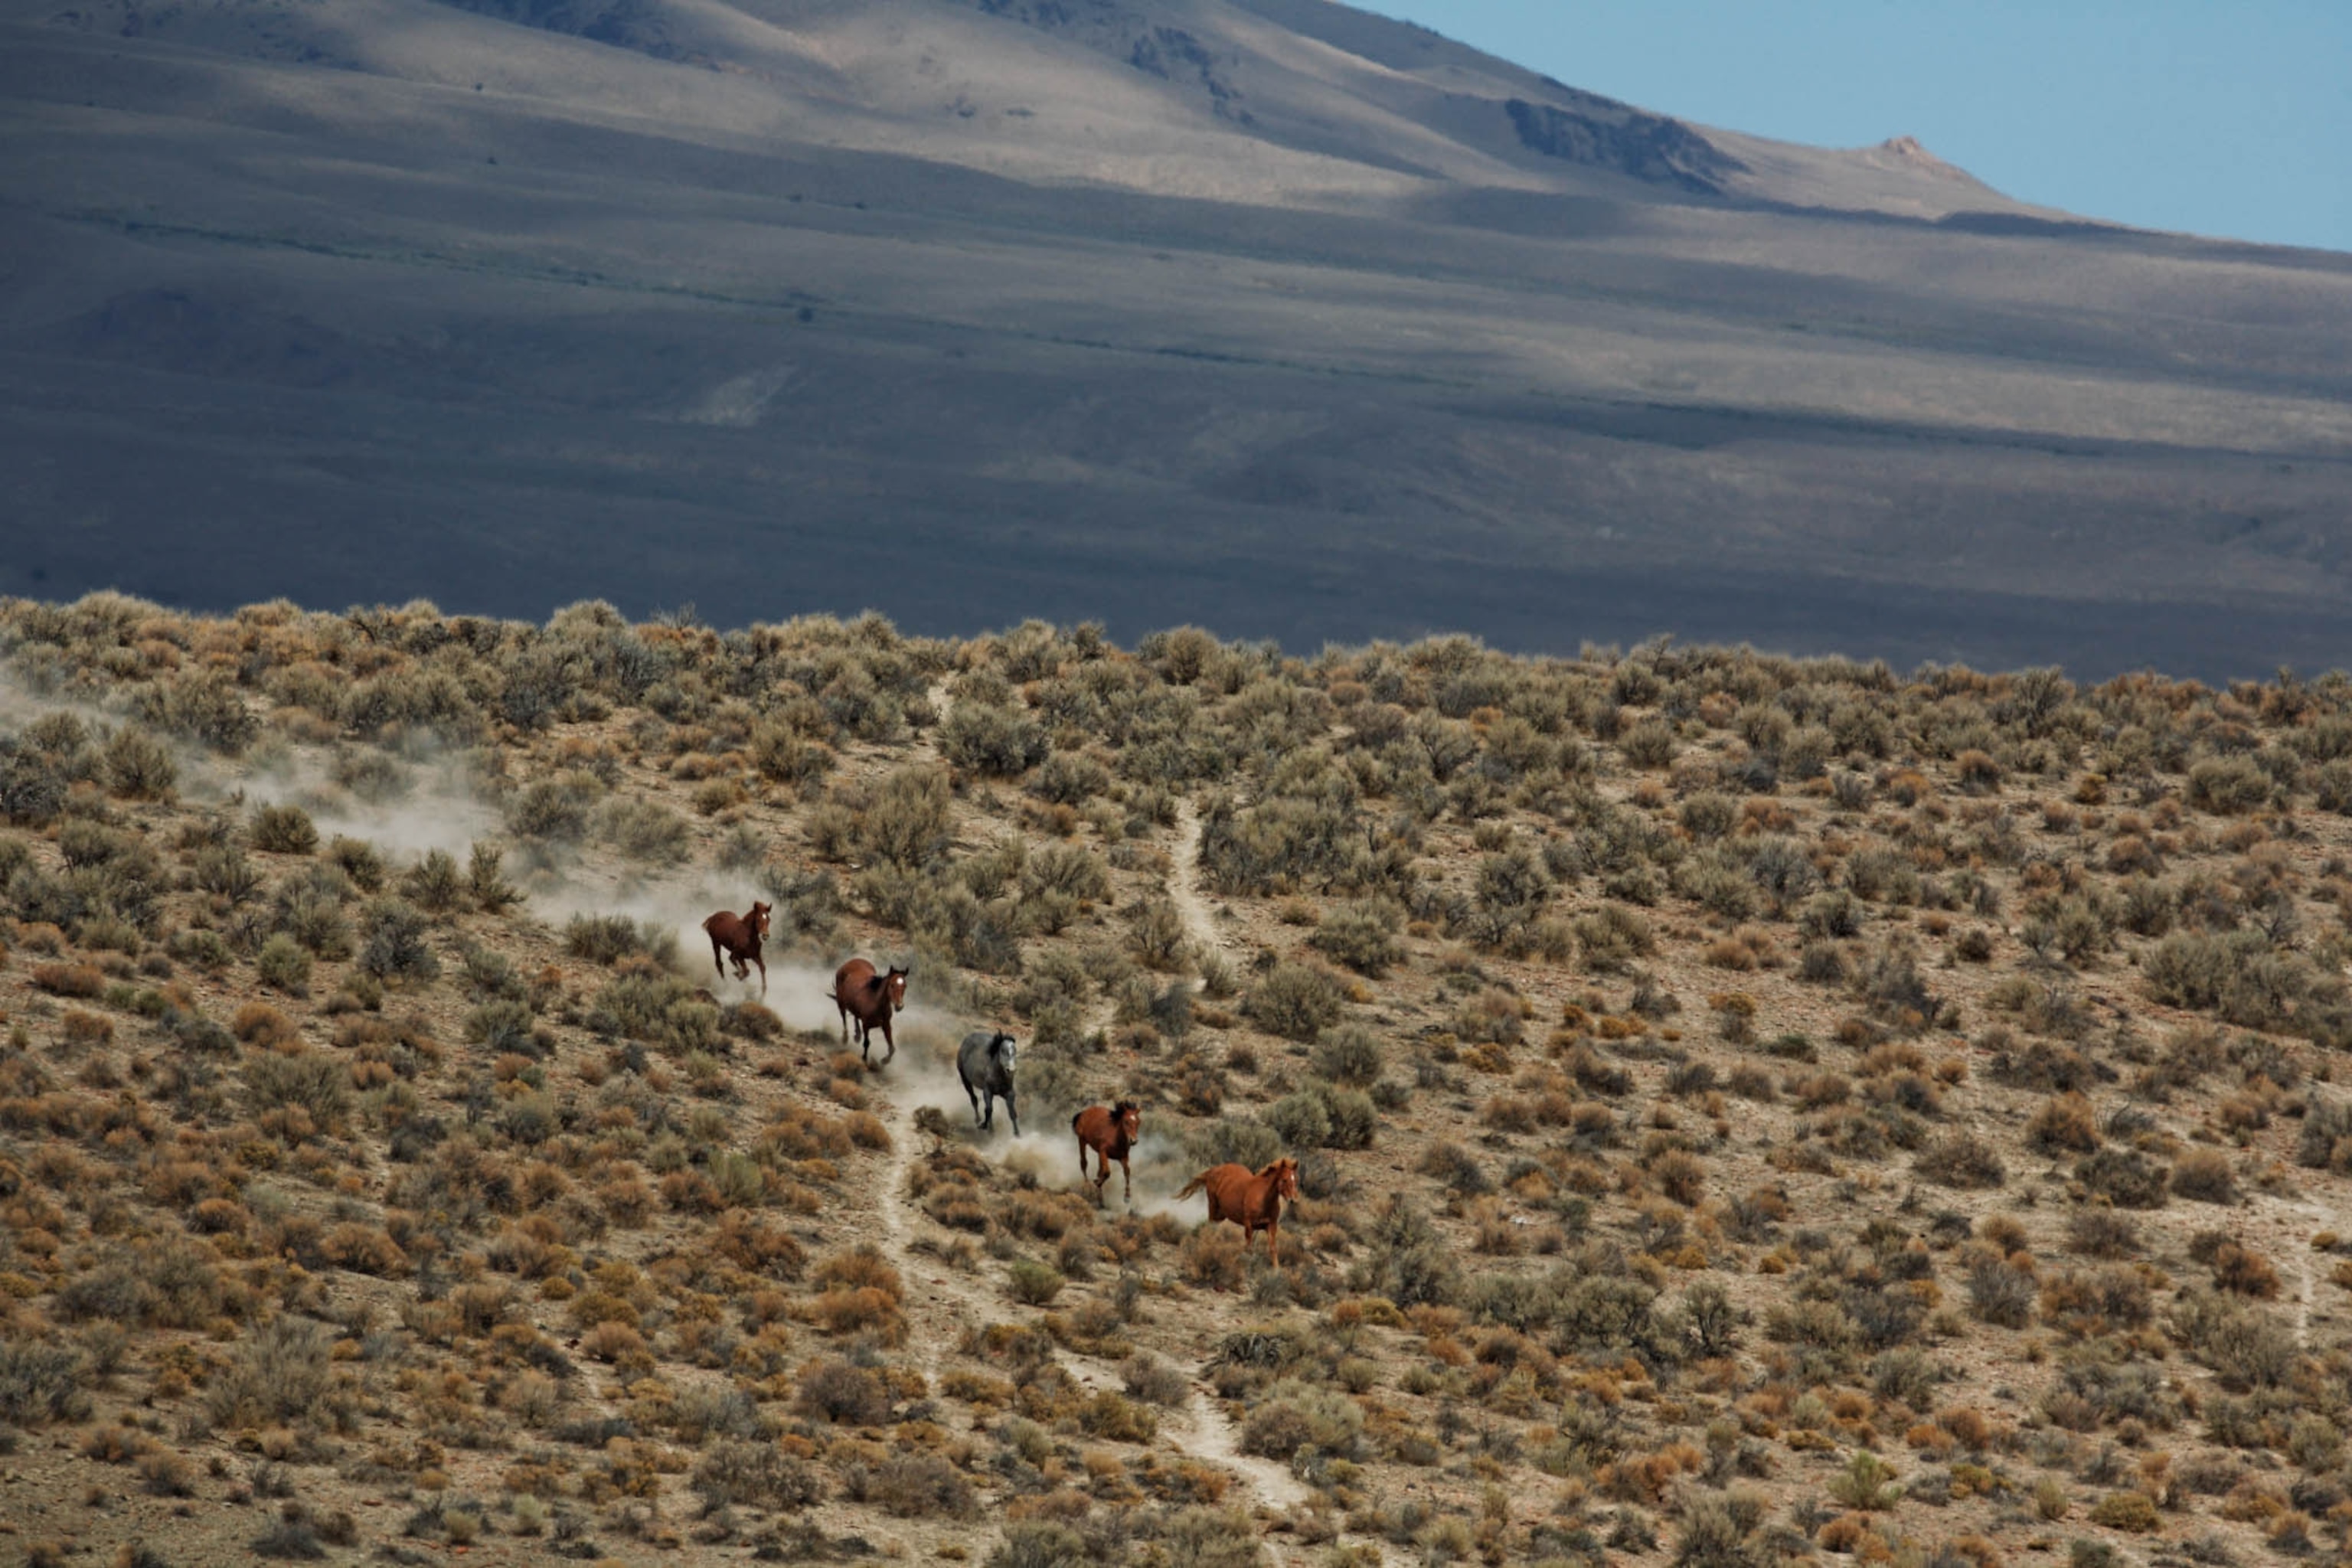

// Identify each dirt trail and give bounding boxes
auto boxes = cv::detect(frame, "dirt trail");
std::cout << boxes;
[2275,1194,2328,1348]
[877,1094,980,1392]
[873,1087,1318,1530]
[1168,797,1227,969]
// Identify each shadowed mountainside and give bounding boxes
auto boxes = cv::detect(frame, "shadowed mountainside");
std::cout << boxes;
[0,0,2347,678]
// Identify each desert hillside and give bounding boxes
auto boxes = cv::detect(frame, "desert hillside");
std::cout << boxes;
[2,0,2350,675]
[0,593,2348,1568]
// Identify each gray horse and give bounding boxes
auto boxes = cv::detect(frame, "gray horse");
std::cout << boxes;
[956,1030,1020,1136]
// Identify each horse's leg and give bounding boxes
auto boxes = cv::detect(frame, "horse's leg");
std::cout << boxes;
[709,933,725,982]
[1120,1155,1132,1207]
[880,1018,896,1066]
[755,955,766,1001]
[1004,1093,1018,1138]
[965,1079,983,1129]
[1267,1216,1279,1269]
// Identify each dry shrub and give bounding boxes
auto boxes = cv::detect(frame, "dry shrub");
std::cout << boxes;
[31,962,104,998]
[691,1441,822,1514]
[794,1357,891,1425]
[1915,1133,2006,1190]
[851,1452,975,1517]
[2209,1243,2281,1298]
[2027,1093,2100,1155]
[204,1318,331,1431]
[317,1223,408,1277]
[580,1321,647,1364]
[2170,1149,2239,1204]
[1648,1149,1706,1207]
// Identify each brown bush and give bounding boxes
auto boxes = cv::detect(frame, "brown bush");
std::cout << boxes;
[31,962,104,998]
[2026,1092,2100,1155]
[2169,1148,2239,1204]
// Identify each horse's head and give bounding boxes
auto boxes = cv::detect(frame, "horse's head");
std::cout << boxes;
[993,1031,1018,1070]
[1114,1101,1141,1140]
[1265,1158,1300,1200]
[886,965,910,1011]
[750,900,772,938]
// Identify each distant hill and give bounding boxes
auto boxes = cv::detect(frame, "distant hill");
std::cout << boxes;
[1,0,2347,676]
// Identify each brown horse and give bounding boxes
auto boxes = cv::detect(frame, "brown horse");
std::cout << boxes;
[829,958,909,1067]
[701,901,771,998]
[1073,1101,1142,1207]
[1174,1158,1300,1268]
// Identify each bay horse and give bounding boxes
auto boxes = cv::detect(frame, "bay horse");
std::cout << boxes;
[1174,1158,1300,1268]
[701,900,771,998]
[1073,1101,1141,1207]
[829,958,909,1067]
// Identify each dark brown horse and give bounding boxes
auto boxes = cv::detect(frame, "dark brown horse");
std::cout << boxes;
[702,901,771,998]
[829,958,909,1067]
[1073,1101,1142,1207]
[1174,1158,1300,1268]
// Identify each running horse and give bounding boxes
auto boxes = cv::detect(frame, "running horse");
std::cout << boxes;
[1073,1101,1142,1207]
[701,900,771,998]
[1174,1158,1300,1268]
[829,958,909,1067]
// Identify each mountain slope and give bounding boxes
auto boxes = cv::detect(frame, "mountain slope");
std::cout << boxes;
[0,0,2347,676]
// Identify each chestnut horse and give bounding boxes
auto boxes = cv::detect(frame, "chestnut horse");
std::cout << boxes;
[829,958,909,1067]
[701,901,771,998]
[1073,1101,1141,1207]
[1174,1158,1300,1267]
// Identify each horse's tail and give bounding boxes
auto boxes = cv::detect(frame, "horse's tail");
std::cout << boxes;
[1174,1174,1207,1202]
[1071,1110,1085,1136]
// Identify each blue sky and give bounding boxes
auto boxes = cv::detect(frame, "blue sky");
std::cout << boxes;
[1354,1,2352,255]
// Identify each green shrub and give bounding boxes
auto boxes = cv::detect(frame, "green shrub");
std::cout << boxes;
[1574,906,1653,972]
[0,1341,90,1426]
[204,1318,331,1429]
[1309,898,1406,975]
[597,797,691,862]
[251,804,318,856]
[103,727,177,800]
[256,933,313,995]
[403,848,466,912]
[564,913,674,967]
[1006,1262,1065,1307]
[1312,1024,1385,1086]
[359,898,440,983]
[506,779,592,842]
[1246,962,1345,1041]
[1827,1449,1903,1511]
[941,703,1048,776]
[1240,1380,1364,1461]
[194,844,263,905]
[2186,755,2272,815]
[861,766,956,867]
[245,1051,351,1132]
[987,1523,1087,1568]
[750,724,833,789]
[326,836,385,892]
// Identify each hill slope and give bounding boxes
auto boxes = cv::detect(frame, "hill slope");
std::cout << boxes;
[0,0,2349,675]
[2,600,2350,1568]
